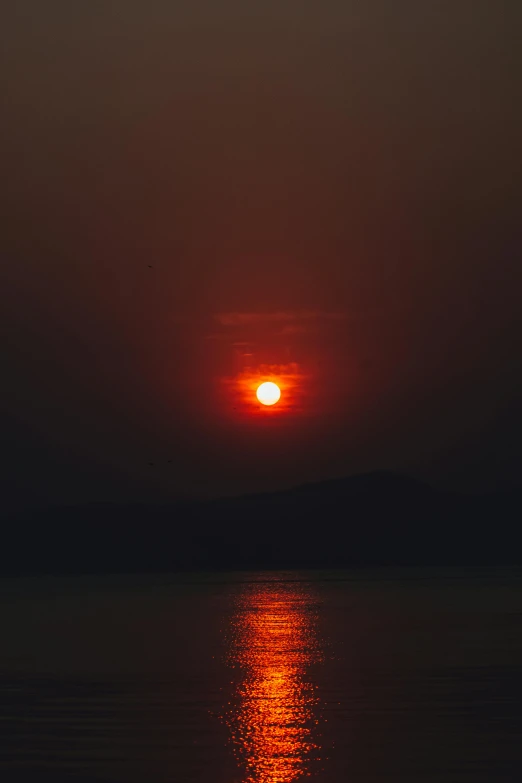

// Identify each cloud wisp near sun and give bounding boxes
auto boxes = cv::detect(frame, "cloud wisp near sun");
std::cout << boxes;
[213,310,346,419]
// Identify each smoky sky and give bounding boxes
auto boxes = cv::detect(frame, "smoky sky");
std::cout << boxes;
[1,2,521,509]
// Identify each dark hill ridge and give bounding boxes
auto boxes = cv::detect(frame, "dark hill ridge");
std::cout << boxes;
[1,472,521,575]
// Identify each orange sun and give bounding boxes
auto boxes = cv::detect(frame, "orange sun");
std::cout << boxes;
[256,382,281,406]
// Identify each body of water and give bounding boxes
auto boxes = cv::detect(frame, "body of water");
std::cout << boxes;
[0,568,521,781]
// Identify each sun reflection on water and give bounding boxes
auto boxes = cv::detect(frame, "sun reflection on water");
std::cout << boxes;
[225,579,323,783]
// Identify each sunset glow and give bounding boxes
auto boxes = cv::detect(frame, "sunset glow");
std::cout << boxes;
[256,382,281,406]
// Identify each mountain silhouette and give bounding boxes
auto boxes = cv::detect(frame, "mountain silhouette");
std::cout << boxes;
[1,472,521,575]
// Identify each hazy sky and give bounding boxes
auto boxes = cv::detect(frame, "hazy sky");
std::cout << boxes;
[1,2,521,508]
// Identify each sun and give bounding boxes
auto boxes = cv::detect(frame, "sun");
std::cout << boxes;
[256,381,281,406]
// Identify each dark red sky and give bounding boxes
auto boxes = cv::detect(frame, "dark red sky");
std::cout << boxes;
[1,2,521,508]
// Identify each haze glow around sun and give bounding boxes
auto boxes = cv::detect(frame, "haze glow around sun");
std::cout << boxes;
[256,382,281,406]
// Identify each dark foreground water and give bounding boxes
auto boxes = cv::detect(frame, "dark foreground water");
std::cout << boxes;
[0,569,521,782]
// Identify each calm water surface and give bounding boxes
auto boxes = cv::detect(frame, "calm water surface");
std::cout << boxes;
[0,569,521,782]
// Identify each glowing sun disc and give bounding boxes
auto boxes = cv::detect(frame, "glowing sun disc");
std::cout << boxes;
[256,381,281,406]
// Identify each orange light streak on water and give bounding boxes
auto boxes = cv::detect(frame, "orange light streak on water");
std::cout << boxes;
[226,581,323,783]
